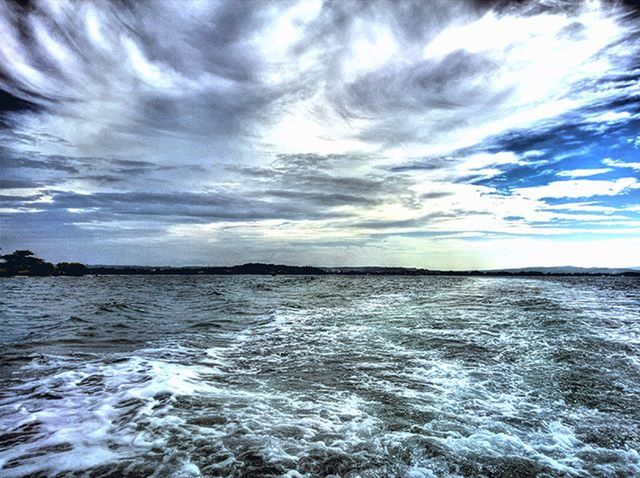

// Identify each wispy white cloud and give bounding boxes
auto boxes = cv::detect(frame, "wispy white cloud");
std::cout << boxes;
[557,168,613,178]
[603,157,640,171]
[513,178,640,200]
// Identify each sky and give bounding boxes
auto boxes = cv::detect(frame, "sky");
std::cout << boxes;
[1,0,640,269]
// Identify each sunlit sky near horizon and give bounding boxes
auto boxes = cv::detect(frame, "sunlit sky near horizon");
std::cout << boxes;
[1,0,640,269]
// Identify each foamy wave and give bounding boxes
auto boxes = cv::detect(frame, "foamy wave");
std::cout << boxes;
[0,353,216,477]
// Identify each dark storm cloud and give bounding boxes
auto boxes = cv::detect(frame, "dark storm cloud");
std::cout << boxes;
[352,209,491,230]
[263,189,378,207]
[389,157,452,172]
[0,147,79,173]
[1,189,355,223]
[338,50,506,116]
[0,88,39,116]
[0,178,44,189]
[73,174,127,185]
[231,152,418,209]
[0,144,211,191]
[421,191,454,199]
[0,193,43,204]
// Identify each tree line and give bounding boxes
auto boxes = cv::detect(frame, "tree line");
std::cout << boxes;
[0,250,87,277]
[1,249,639,277]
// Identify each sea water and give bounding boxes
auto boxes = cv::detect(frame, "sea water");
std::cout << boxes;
[1,275,639,477]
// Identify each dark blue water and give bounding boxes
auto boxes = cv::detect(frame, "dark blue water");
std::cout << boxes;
[1,275,639,477]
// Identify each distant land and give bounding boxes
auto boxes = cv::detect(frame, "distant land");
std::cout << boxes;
[485,266,640,275]
[84,264,640,277]
[1,250,639,277]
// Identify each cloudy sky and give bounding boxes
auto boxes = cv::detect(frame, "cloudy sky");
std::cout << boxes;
[1,0,640,268]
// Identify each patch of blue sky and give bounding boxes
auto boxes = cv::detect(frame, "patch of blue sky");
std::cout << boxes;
[470,111,640,197]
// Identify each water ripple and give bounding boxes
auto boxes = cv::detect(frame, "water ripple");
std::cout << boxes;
[1,276,639,477]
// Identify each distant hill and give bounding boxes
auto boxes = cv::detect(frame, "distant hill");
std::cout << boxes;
[85,264,639,276]
[487,266,640,275]
[88,263,328,276]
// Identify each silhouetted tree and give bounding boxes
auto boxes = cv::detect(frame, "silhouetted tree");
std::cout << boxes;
[55,262,88,276]
[0,250,55,276]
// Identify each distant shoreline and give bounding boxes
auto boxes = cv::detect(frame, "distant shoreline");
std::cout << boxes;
[82,267,640,277]
[7,265,640,278]
[2,250,639,277]
[59,263,640,277]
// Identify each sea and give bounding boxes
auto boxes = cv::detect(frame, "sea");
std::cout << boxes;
[0,275,639,477]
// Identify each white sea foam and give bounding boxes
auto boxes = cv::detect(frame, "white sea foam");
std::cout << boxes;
[0,353,218,477]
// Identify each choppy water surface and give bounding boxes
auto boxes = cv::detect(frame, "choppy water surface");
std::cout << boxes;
[1,276,639,477]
